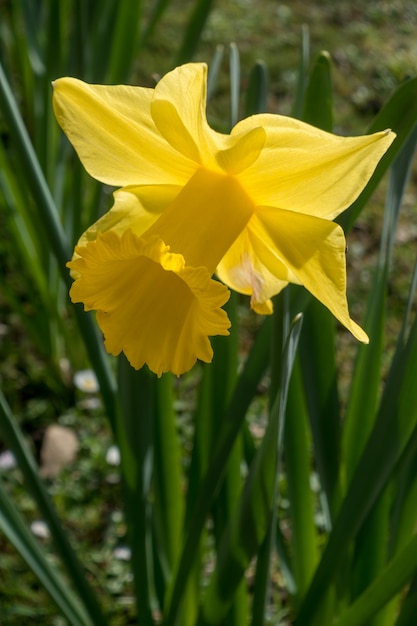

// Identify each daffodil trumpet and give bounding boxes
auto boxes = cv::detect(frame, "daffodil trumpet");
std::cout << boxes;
[53,63,395,376]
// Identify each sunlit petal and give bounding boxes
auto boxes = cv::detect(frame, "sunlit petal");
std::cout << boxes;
[234,114,395,218]
[249,207,369,342]
[68,230,230,376]
[217,227,289,314]
[151,63,231,169]
[76,188,158,250]
[53,78,196,186]
[215,126,266,174]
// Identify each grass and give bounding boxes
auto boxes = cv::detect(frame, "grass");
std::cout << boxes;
[1,1,417,623]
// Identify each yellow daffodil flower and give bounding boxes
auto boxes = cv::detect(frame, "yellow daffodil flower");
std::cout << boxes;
[53,63,395,376]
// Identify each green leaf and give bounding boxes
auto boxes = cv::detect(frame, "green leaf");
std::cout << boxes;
[292,25,310,119]
[105,0,142,83]
[284,360,319,603]
[296,307,417,624]
[19,0,45,75]
[342,128,417,613]
[340,76,417,233]
[394,576,417,626]
[207,44,225,101]
[0,390,108,625]
[342,125,417,484]
[229,43,240,128]
[116,358,157,626]
[141,0,171,48]
[175,0,215,65]
[0,58,117,428]
[164,316,273,625]
[0,481,93,626]
[302,51,333,131]
[245,60,268,117]
[209,294,249,625]
[152,374,184,589]
[201,315,303,624]
[298,299,340,523]
[334,534,417,626]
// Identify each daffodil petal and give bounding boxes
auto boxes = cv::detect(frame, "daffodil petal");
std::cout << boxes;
[234,114,395,219]
[151,99,202,164]
[216,126,266,174]
[67,230,230,376]
[151,63,225,169]
[75,188,160,251]
[124,184,183,214]
[53,77,196,187]
[216,227,288,314]
[249,207,369,342]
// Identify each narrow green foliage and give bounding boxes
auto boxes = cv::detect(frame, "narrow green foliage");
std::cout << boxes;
[201,315,303,624]
[302,51,333,131]
[106,0,142,83]
[153,374,184,586]
[141,0,171,48]
[229,43,241,128]
[117,358,156,626]
[207,44,225,100]
[340,76,417,232]
[343,125,417,486]
[394,576,417,626]
[284,361,318,603]
[334,534,417,626]
[0,59,117,426]
[164,317,273,625]
[0,481,94,626]
[175,0,216,65]
[296,308,417,624]
[292,25,310,119]
[0,390,108,625]
[245,60,268,117]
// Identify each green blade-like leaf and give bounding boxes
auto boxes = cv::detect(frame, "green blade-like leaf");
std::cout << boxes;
[296,307,417,625]
[342,128,417,611]
[340,76,417,233]
[245,60,268,117]
[175,0,215,65]
[229,42,240,128]
[0,390,108,625]
[342,125,417,484]
[394,576,417,626]
[342,261,388,485]
[116,357,156,626]
[284,359,318,603]
[141,0,171,49]
[298,299,340,523]
[334,533,417,626]
[105,0,142,83]
[201,315,303,624]
[0,481,93,626]
[0,59,117,427]
[207,44,225,101]
[164,316,273,625]
[152,373,184,589]
[209,294,249,625]
[19,0,45,75]
[302,50,333,131]
[292,25,310,119]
